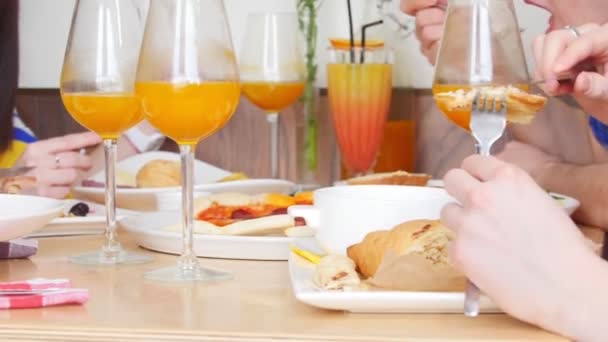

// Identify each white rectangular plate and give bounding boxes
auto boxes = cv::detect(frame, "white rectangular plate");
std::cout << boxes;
[288,240,501,314]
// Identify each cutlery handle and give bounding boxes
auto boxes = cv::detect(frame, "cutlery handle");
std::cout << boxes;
[464,280,481,317]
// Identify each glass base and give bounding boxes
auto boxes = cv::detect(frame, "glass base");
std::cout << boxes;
[144,265,233,283]
[69,249,153,265]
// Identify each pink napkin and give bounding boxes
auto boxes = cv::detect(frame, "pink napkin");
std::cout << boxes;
[0,278,89,309]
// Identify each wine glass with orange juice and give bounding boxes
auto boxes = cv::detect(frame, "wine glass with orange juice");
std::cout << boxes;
[135,0,240,282]
[431,0,533,317]
[240,12,305,179]
[60,0,152,265]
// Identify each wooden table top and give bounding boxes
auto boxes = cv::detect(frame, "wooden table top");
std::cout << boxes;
[0,233,570,342]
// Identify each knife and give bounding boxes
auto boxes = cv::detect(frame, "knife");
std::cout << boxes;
[0,166,34,178]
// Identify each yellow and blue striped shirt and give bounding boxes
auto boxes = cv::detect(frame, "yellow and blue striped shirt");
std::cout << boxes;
[0,113,37,168]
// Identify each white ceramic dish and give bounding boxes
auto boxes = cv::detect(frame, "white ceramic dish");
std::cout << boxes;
[73,151,297,211]
[31,200,135,238]
[289,185,455,255]
[120,211,302,261]
[288,239,500,314]
[0,194,64,241]
[427,180,580,215]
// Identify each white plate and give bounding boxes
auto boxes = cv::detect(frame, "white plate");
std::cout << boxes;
[0,194,64,241]
[31,200,135,238]
[73,151,297,211]
[196,178,297,195]
[120,211,301,261]
[427,180,580,215]
[288,239,500,314]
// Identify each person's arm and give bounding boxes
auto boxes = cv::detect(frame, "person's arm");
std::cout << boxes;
[536,160,608,229]
[497,140,608,229]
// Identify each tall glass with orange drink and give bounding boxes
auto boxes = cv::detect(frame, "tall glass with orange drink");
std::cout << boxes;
[327,46,393,176]
[60,0,151,265]
[135,0,240,283]
[240,13,305,178]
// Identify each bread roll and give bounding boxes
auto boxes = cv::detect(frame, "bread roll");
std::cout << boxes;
[347,220,454,279]
[433,86,547,124]
[136,159,180,188]
[347,171,431,186]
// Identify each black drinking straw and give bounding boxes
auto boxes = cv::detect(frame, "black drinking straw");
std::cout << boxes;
[360,19,383,63]
[346,0,355,63]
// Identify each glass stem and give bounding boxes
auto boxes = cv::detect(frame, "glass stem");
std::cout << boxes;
[179,144,199,273]
[267,113,279,179]
[475,143,491,157]
[102,139,120,259]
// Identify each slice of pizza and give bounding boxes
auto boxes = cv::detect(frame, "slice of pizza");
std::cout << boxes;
[194,192,305,228]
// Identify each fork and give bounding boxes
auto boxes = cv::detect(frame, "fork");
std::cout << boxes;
[464,91,507,317]
[470,91,507,157]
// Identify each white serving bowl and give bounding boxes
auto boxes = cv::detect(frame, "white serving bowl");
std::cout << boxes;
[0,194,64,241]
[288,185,455,255]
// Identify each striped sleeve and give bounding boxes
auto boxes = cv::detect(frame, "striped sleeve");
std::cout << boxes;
[12,113,37,143]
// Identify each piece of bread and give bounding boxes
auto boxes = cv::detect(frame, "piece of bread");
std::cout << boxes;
[433,86,547,124]
[0,176,36,194]
[136,159,180,188]
[347,171,431,186]
[313,255,361,291]
[347,220,454,279]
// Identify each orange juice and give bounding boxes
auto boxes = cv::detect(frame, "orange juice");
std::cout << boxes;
[241,81,304,112]
[327,63,392,175]
[432,84,529,130]
[135,82,241,145]
[61,92,142,140]
[375,120,416,173]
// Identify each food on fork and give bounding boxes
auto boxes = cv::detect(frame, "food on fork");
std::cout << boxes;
[346,171,431,186]
[433,86,547,124]
[347,220,454,279]
[136,159,181,188]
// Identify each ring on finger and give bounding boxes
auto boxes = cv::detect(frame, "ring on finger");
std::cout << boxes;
[562,25,581,38]
[55,155,61,169]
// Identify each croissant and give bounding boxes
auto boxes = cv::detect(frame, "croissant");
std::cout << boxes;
[347,220,454,279]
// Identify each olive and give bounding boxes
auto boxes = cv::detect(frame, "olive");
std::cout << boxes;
[69,202,90,217]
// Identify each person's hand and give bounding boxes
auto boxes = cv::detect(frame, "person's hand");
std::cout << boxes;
[400,0,447,64]
[533,23,608,122]
[441,155,602,340]
[16,132,101,199]
[495,141,558,185]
